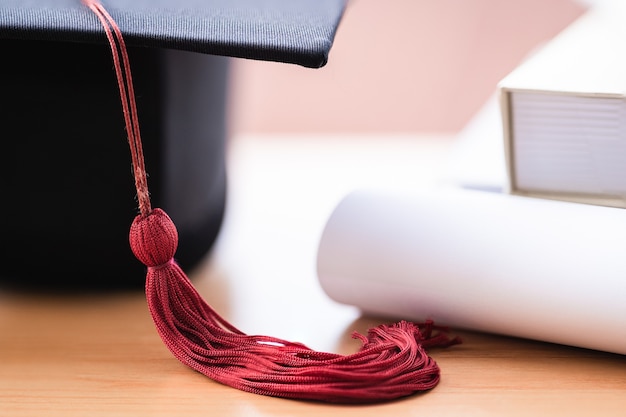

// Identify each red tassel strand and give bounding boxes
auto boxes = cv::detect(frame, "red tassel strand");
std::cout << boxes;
[130,208,460,403]
[84,0,461,403]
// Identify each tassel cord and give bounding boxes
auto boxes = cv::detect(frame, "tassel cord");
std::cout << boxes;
[82,0,151,216]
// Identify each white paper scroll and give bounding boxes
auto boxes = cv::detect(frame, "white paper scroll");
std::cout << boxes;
[316,186,626,355]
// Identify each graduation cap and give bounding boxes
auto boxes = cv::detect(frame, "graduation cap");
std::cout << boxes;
[0,0,345,290]
[0,0,460,403]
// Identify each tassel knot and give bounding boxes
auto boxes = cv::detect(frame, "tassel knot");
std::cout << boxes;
[129,208,179,268]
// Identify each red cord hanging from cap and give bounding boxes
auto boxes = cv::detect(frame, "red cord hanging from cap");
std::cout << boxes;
[82,0,461,403]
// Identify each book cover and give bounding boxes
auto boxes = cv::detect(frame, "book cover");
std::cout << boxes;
[499,2,626,207]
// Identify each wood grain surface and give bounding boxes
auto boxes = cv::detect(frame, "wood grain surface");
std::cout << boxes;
[2,135,625,416]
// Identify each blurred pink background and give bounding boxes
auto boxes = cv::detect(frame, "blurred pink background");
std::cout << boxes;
[226,0,585,136]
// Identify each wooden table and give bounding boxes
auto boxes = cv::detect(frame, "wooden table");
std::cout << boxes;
[2,135,625,416]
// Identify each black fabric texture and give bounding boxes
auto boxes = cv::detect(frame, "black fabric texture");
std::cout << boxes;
[0,0,346,291]
[0,0,347,68]
[0,38,228,292]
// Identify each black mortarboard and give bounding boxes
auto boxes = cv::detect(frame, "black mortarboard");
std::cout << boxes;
[0,0,347,290]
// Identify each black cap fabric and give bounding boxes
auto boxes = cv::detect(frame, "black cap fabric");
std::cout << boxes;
[0,0,347,68]
[0,0,347,291]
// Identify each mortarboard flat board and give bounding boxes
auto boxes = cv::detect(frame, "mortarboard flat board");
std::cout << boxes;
[0,0,347,291]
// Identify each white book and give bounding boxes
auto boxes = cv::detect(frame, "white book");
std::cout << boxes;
[498,2,626,207]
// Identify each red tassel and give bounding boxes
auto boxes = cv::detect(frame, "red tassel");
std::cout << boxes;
[129,209,460,403]
[85,0,461,404]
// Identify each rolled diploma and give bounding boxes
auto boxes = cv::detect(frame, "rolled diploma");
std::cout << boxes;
[316,187,626,355]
